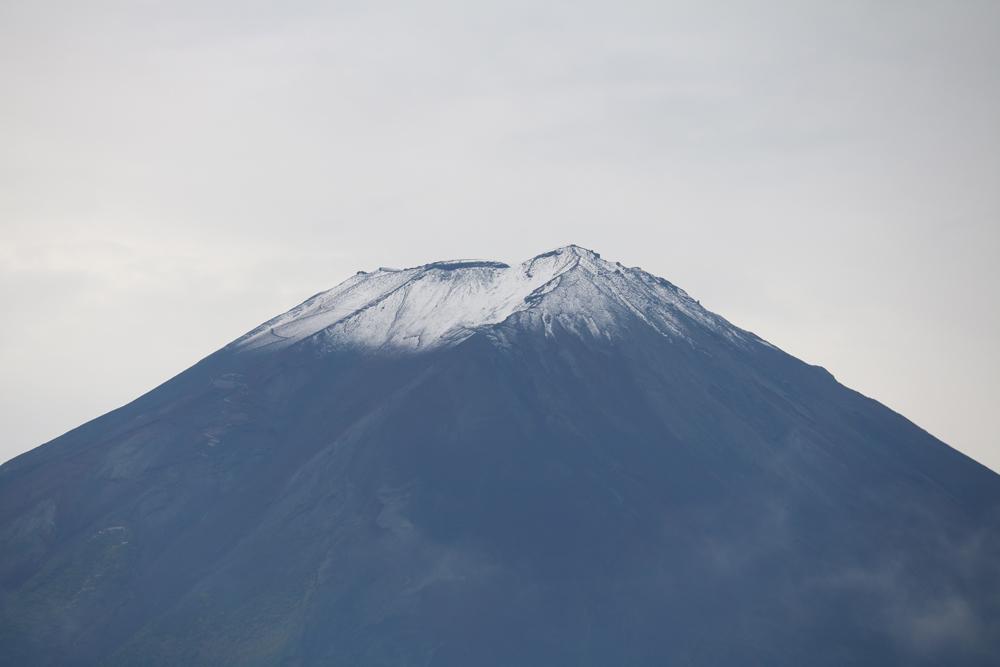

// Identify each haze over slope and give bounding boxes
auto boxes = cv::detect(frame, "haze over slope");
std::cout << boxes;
[2,246,998,666]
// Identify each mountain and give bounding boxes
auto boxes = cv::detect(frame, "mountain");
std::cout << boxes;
[2,245,998,666]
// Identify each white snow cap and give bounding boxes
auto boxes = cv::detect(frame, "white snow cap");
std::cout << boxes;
[233,245,758,354]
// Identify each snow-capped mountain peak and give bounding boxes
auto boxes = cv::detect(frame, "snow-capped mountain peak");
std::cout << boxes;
[233,245,754,354]
[7,244,1000,665]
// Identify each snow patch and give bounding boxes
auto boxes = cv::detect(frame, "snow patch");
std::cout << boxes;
[231,245,760,354]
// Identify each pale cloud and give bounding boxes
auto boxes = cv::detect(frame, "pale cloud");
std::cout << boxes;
[1,1,998,469]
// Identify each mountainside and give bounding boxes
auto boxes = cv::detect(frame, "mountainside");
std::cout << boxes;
[2,245,999,666]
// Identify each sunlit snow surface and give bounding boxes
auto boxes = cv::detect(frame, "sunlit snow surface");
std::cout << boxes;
[233,245,761,354]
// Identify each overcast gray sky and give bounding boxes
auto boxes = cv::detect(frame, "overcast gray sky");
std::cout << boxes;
[2,1,998,471]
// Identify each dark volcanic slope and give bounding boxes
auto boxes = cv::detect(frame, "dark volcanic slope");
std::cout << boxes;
[2,246,999,666]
